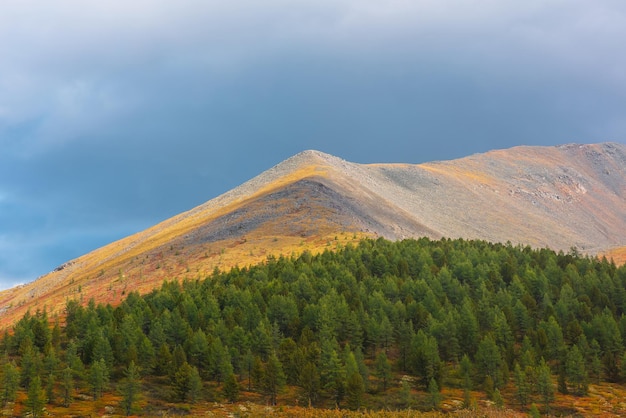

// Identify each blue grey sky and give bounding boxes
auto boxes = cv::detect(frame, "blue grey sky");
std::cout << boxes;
[1,0,625,289]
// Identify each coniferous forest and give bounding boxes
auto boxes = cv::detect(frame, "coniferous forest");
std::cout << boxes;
[3,237,626,416]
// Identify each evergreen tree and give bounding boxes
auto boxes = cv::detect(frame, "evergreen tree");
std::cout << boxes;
[492,388,504,409]
[242,349,255,391]
[427,377,442,411]
[89,358,109,400]
[188,366,203,403]
[45,373,55,405]
[514,363,530,407]
[375,351,392,392]
[20,343,40,388]
[529,403,541,418]
[250,355,265,392]
[620,351,626,382]
[154,343,173,376]
[61,367,73,408]
[223,372,240,403]
[536,358,554,412]
[320,347,345,405]
[476,335,503,388]
[346,372,365,410]
[172,362,193,402]
[458,299,479,356]
[400,379,412,408]
[65,340,85,381]
[460,354,473,398]
[25,376,45,418]
[298,361,320,406]
[566,345,588,396]
[120,361,141,416]
[172,344,187,373]
[1,360,19,407]
[262,352,286,405]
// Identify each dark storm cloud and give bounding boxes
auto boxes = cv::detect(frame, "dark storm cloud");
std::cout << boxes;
[1,0,625,287]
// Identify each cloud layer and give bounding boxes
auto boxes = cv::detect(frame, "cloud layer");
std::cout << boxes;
[1,0,625,287]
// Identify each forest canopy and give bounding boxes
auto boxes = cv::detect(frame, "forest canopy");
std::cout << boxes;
[3,237,626,415]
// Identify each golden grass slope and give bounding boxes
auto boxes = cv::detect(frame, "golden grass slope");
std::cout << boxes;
[0,151,373,327]
[602,245,626,266]
[0,143,624,328]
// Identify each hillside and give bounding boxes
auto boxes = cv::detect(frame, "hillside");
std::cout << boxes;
[0,142,625,327]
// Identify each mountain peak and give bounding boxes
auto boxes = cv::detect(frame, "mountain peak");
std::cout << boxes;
[276,149,345,171]
[1,142,625,329]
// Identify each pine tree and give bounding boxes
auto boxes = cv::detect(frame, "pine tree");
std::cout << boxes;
[61,367,73,407]
[89,358,109,400]
[427,377,442,411]
[242,349,255,391]
[45,372,56,405]
[26,376,46,418]
[65,340,85,381]
[298,361,320,406]
[346,372,365,410]
[514,363,530,407]
[375,351,392,392]
[262,352,286,405]
[400,379,412,408]
[154,343,173,376]
[223,372,240,403]
[20,343,40,388]
[188,366,203,403]
[475,335,503,389]
[536,358,554,411]
[251,356,264,392]
[172,362,193,402]
[529,403,541,418]
[321,347,345,406]
[565,345,588,396]
[620,351,626,382]
[1,361,19,407]
[120,361,141,416]
[492,388,504,409]
[460,354,473,408]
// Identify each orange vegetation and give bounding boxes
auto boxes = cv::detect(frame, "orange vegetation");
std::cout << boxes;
[601,246,626,266]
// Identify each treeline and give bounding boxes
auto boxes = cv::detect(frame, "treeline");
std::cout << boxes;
[2,237,626,415]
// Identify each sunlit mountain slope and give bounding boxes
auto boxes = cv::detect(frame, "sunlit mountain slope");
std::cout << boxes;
[1,143,624,327]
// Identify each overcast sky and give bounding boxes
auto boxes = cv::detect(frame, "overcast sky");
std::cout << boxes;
[1,0,625,289]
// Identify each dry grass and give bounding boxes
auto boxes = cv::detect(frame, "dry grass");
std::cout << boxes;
[601,245,626,266]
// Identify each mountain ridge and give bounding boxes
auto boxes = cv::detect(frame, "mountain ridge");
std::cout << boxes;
[1,142,624,327]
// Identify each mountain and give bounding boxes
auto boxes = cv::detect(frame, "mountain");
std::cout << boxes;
[1,142,625,327]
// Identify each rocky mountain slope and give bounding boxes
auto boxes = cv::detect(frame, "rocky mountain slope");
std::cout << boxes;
[1,142,624,327]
